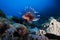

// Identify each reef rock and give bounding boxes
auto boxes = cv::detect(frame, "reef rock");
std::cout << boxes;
[46,17,60,36]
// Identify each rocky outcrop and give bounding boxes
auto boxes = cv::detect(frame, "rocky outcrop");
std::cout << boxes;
[45,17,60,36]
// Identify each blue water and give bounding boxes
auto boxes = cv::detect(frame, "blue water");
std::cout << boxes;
[0,0,60,18]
